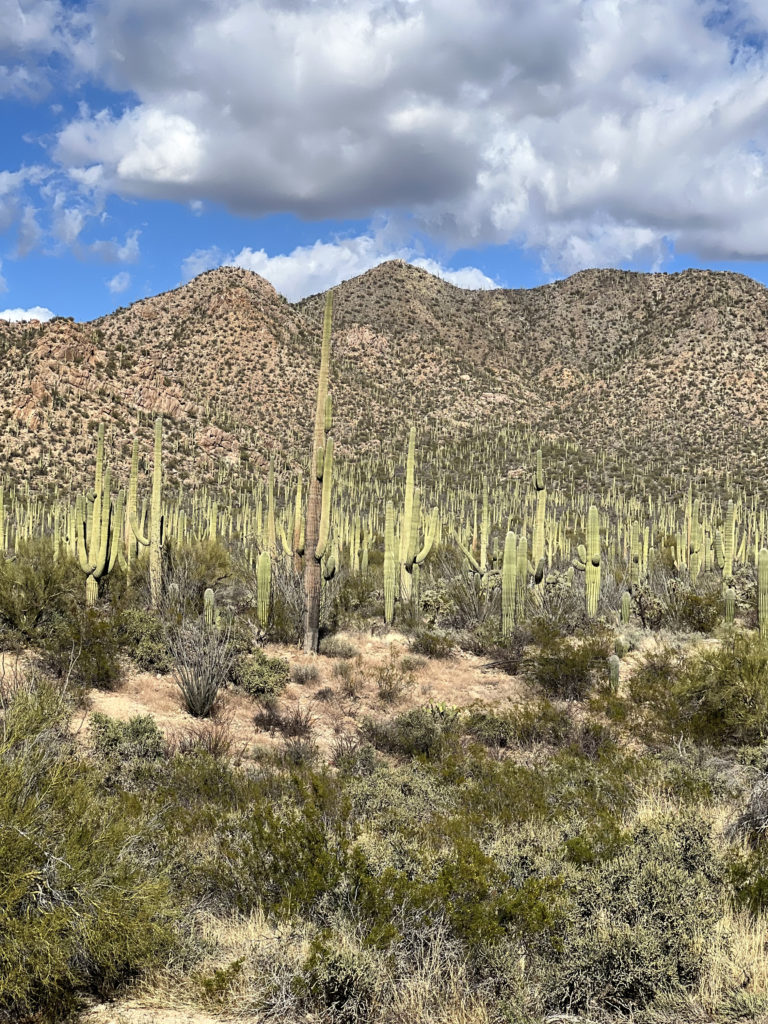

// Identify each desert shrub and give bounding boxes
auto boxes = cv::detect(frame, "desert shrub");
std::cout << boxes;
[674,633,768,745]
[460,622,532,675]
[44,609,123,691]
[633,569,722,633]
[0,539,79,644]
[409,627,455,658]
[90,713,167,791]
[117,607,173,673]
[523,621,613,700]
[320,635,358,659]
[663,576,722,633]
[280,736,320,768]
[464,700,572,750]
[373,649,415,704]
[362,705,460,760]
[329,570,379,626]
[333,657,366,698]
[265,561,303,644]
[160,538,232,615]
[423,548,500,628]
[728,776,768,847]
[302,932,379,1020]
[231,648,290,698]
[279,702,316,738]
[0,680,177,1021]
[166,718,234,761]
[166,619,234,717]
[292,662,320,686]
[168,764,348,916]
[550,814,725,1013]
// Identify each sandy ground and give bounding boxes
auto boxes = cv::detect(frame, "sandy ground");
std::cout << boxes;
[72,629,530,763]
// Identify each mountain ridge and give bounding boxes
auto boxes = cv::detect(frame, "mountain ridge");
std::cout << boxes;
[1,261,767,496]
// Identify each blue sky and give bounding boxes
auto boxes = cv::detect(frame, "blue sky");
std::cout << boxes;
[3,0,768,321]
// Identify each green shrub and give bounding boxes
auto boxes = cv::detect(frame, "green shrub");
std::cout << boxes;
[409,628,455,658]
[673,633,768,745]
[523,622,613,701]
[44,609,123,691]
[551,814,725,1013]
[319,635,358,659]
[460,622,532,675]
[117,607,173,673]
[464,700,572,750]
[90,713,167,792]
[362,705,460,760]
[231,648,290,698]
[0,680,177,1021]
[0,539,79,644]
[292,662,320,685]
[374,649,414,704]
[303,933,378,1022]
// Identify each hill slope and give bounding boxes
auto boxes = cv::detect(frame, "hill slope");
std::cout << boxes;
[1,261,767,495]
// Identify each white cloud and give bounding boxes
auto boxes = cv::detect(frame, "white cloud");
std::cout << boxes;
[183,233,499,300]
[43,0,768,271]
[0,306,55,322]
[106,270,130,293]
[88,228,140,263]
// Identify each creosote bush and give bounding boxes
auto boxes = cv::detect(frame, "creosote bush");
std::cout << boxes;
[0,678,177,1022]
[231,648,290,698]
[523,620,613,700]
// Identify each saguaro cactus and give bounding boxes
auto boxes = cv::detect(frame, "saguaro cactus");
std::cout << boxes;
[573,505,601,617]
[399,426,417,601]
[384,500,396,625]
[303,291,334,653]
[257,551,271,628]
[128,417,164,606]
[76,425,122,607]
[759,549,768,640]
[501,531,517,635]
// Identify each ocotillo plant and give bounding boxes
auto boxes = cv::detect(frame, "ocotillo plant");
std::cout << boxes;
[303,291,334,653]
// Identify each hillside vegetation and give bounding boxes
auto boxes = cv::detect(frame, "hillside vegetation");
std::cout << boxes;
[1,266,768,1023]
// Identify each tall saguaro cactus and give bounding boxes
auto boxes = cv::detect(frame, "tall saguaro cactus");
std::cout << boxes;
[128,417,164,606]
[303,291,334,653]
[501,531,517,635]
[384,499,396,625]
[399,426,417,601]
[573,504,601,617]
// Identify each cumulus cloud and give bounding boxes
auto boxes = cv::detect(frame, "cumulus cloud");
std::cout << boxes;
[182,233,499,300]
[106,270,130,293]
[88,229,140,263]
[0,306,55,322]
[40,0,768,270]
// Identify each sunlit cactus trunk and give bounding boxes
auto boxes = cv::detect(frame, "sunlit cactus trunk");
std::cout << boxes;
[303,292,334,653]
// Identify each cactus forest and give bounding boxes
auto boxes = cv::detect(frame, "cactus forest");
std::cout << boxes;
[3,281,768,1024]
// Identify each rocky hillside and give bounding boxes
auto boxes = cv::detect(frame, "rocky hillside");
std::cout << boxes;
[1,261,767,496]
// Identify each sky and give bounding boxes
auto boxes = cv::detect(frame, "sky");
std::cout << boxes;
[2,0,768,322]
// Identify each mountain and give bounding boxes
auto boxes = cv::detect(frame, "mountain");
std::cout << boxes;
[1,261,767,497]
